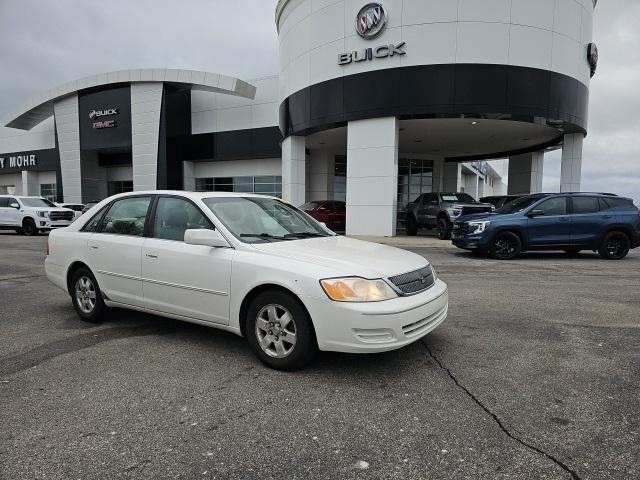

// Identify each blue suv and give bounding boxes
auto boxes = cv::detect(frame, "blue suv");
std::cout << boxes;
[451,193,640,260]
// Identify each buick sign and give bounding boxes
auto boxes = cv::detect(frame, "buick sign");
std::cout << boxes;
[89,108,119,120]
[356,3,387,39]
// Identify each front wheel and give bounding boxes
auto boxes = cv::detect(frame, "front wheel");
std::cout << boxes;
[70,267,107,323]
[245,290,317,371]
[437,217,452,240]
[489,231,522,260]
[406,216,418,236]
[22,219,38,236]
[598,231,630,260]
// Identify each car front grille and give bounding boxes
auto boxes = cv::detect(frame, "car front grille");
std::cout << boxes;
[49,211,74,221]
[453,222,469,236]
[388,266,435,295]
[461,206,493,216]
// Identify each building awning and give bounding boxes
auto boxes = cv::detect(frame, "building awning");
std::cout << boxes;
[3,69,256,131]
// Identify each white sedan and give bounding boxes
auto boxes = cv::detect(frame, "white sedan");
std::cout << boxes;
[45,191,448,370]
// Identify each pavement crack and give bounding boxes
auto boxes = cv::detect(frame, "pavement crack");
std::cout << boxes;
[422,342,581,480]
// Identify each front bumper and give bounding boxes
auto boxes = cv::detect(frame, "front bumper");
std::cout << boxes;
[37,220,73,230]
[302,279,448,353]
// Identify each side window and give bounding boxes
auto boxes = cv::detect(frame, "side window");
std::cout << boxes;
[153,197,212,242]
[572,197,599,214]
[99,197,152,236]
[0,198,8,208]
[536,197,567,216]
[82,205,110,232]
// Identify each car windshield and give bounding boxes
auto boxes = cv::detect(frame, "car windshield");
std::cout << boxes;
[19,197,56,208]
[203,197,333,244]
[441,193,475,203]
[495,195,547,214]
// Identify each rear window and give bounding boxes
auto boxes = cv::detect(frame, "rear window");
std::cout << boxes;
[601,197,634,210]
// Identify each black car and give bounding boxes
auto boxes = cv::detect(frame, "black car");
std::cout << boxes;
[480,195,523,209]
[405,192,494,239]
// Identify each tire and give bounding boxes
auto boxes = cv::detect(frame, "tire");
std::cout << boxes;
[245,289,317,371]
[489,231,522,260]
[406,216,418,236]
[564,248,582,256]
[70,267,107,323]
[22,218,38,236]
[598,231,631,260]
[437,217,452,240]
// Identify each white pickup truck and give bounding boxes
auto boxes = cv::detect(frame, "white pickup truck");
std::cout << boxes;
[0,195,75,235]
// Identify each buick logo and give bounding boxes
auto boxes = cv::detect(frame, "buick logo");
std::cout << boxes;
[356,3,387,39]
[89,108,119,120]
[419,275,427,284]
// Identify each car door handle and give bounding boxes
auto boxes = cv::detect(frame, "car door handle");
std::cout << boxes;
[145,253,158,259]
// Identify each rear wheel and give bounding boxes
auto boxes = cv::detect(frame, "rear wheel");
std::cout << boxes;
[245,289,317,371]
[22,218,38,236]
[437,217,452,240]
[489,231,521,260]
[70,267,106,323]
[406,216,418,236]
[598,231,630,260]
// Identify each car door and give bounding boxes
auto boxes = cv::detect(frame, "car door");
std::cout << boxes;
[4,197,21,226]
[87,195,152,308]
[526,196,572,246]
[0,197,9,224]
[569,196,604,246]
[141,195,233,325]
[415,195,430,226]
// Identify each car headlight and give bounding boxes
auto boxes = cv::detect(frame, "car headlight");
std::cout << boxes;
[448,208,462,218]
[320,277,398,302]
[37,211,49,218]
[468,220,491,234]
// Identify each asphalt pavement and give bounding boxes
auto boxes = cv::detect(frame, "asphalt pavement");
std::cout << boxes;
[0,232,638,480]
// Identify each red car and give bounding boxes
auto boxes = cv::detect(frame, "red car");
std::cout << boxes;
[301,200,346,232]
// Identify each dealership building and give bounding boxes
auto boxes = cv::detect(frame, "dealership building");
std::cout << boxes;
[0,0,597,235]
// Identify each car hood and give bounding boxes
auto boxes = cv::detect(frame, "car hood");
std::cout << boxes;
[251,236,428,278]
[457,211,520,222]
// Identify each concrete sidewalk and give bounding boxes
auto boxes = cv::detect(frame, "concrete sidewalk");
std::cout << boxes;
[349,234,456,249]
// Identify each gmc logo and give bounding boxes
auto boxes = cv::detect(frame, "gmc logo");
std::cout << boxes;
[92,120,117,129]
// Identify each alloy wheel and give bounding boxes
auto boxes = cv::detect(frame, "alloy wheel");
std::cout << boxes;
[606,234,628,259]
[75,276,97,314]
[255,304,297,358]
[493,236,517,258]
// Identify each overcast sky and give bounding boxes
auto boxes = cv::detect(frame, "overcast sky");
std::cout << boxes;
[0,0,638,202]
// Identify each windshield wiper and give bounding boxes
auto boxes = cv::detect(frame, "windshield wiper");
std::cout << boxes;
[283,232,330,239]
[240,233,290,241]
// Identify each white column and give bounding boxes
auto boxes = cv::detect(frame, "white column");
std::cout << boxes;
[508,152,544,195]
[131,83,164,192]
[346,117,399,237]
[560,133,583,192]
[308,150,334,200]
[183,161,196,191]
[54,94,82,204]
[21,171,39,196]
[281,136,306,206]
[442,163,461,192]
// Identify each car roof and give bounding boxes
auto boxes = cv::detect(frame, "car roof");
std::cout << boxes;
[107,190,278,201]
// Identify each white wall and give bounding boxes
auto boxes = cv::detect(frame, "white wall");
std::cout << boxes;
[0,117,56,153]
[0,173,23,195]
[191,76,279,135]
[277,0,594,100]
[193,158,282,179]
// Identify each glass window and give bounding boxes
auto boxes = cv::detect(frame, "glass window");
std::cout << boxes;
[153,197,212,242]
[203,197,330,244]
[18,197,56,208]
[195,176,283,198]
[40,184,57,202]
[107,181,133,196]
[536,197,567,216]
[601,197,633,209]
[301,202,321,211]
[441,193,474,203]
[99,197,151,236]
[572,197,599,214]
[0,197,8,208]
[82,205,110,233]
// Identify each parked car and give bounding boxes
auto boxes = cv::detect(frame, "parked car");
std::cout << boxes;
[480,195,523,209]
[452,193,640,260]
[56,203,86,220]
[405,192,494,239]
[45,191,448,370]
[0,195,75,235]
[301,200,346,232]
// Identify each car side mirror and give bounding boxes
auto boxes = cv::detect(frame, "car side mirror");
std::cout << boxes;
[528,209,545,218]
[10,202,20,209]
[184,228,230,248]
